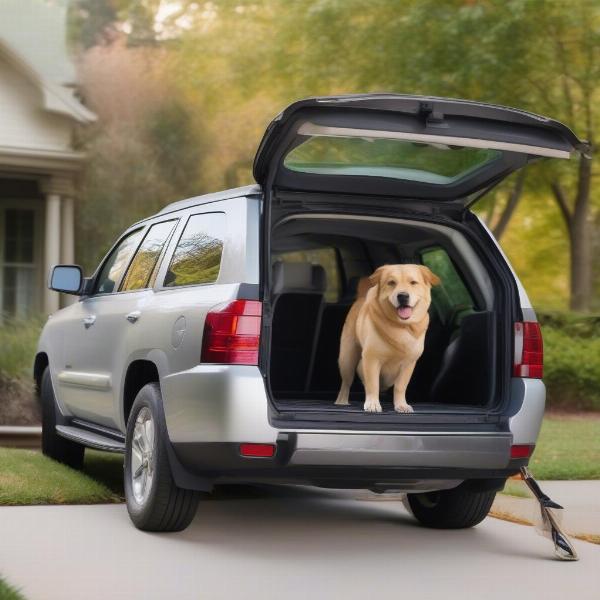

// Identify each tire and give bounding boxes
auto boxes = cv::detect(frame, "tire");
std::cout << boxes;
[40,367,85,469]
[407,485,496,529]
[124,383,200,532]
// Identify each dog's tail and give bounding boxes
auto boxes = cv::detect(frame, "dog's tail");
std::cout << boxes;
[356,277,373,298]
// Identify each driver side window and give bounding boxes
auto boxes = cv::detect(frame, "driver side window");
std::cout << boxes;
[94,229,144,294]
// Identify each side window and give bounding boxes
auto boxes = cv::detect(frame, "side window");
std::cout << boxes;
[164,212,225,287]
[274,247,341,303]
[420,247,474,322]
[94,229,144,294]
[120,220,177,292]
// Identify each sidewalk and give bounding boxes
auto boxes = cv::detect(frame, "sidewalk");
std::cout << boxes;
[492,480,600,540]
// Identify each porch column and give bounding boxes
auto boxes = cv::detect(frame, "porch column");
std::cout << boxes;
[60,196,76,307]
[43,194,61,314]
[41,175,75,314]
[60,196,75,264]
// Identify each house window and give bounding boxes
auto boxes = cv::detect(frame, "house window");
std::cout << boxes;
[1,209,37,318]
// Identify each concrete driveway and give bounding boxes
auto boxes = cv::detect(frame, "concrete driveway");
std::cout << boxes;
[1,486,599,600]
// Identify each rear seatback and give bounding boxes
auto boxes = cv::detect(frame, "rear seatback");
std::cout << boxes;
[270,262,326,394]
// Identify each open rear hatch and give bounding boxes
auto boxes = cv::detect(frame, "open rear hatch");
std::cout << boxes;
[254,94,586,202]
[254,94,586,427]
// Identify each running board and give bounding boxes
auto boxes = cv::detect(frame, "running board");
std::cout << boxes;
[56,425,125,453]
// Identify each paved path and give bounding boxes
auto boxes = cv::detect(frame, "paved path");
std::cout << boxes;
[1,486,599,600]
[493,480,600,536]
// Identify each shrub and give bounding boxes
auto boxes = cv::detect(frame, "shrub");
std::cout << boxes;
[539,312,600,411]
[0,317,44,380]
[0,317,43,425]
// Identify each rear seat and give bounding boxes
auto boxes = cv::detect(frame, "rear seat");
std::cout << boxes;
[270,262,326,394]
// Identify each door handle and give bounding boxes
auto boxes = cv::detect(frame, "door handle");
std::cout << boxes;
[82,315,96,329]
[126,311,141,324]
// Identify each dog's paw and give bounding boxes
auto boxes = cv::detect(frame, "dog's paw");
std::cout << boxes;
[364,398,382,413]
[334,397,350,406]
[394,403,414,413]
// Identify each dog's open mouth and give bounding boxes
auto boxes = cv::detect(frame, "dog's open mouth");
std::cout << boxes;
[397,306,413,320]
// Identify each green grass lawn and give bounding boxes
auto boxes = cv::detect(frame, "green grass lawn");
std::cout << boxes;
[0,577,26,600]
[0,448,123,506]
[528,413,600,480]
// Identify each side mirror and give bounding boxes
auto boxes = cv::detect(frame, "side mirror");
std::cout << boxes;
[48,265,83,295]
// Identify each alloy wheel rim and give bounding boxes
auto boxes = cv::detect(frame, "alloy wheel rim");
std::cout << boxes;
[130,407,155,504]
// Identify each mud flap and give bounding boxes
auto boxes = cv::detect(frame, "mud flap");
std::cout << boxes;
[520,467,578,561]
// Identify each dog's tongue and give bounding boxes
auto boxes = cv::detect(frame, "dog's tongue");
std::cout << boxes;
[397,306,412,320]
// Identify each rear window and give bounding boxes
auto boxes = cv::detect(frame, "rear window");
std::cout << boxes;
[274,247,341,302]
[284,128,501,185]
[164,213,225,287]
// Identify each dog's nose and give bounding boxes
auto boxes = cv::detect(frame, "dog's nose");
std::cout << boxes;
[397,292,410,306]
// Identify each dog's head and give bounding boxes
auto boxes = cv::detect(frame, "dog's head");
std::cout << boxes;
[369,264,441,324]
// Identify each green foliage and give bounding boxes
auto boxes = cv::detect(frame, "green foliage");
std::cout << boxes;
[542,317,600,410]
[0,318,44,380]
[68,0,118,49]
[0,449,123,506]
[0,578,26,600]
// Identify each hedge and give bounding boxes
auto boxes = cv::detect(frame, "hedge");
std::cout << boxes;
[539,312,600,411]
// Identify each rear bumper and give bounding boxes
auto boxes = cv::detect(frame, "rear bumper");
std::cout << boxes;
[162,365,541,489]
[171,438,524,491]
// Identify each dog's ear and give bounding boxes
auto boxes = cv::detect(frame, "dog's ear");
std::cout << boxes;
[419,265,441,287]
[369,266,387,288]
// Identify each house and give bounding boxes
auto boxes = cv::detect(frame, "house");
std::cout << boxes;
[0,0,95,318]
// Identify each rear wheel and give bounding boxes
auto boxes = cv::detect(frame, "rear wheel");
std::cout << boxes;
[40,367,84,469]
[124,383,200,532]
[407,485,496,529]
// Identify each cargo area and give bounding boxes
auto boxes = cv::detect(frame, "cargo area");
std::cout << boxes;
[266,213,503,420]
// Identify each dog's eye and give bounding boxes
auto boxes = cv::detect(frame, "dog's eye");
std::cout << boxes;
[387,280,396,287]
[410,280,418,286]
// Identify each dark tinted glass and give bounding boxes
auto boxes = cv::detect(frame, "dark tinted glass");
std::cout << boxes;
[121,220,176,291]
[421,247,473,321]
[4,209,34,263]
[165,213,225,287]
[95,229,144,294]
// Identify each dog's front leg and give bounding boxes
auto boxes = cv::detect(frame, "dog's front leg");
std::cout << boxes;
[393,361,416,413]
[362,353,382,412]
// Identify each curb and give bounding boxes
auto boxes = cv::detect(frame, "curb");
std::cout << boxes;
[0,426,41,449]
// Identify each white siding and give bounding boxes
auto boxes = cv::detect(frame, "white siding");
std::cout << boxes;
[0,56,72,151]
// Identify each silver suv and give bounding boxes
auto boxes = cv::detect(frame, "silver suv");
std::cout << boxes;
[36,95,586,532]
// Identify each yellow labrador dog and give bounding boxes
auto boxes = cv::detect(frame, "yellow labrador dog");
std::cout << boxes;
[335,264,440,413]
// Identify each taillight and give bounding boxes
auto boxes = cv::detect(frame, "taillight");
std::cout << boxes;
[239,443,276,458]
[201,300,262,365]
[510,444,534,459]
[513,321,543,378]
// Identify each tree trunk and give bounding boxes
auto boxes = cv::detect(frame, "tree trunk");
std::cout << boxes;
[569,156,593,311]
[492,170,526,241]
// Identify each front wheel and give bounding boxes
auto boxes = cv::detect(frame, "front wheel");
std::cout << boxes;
[124,383,200,532]
[407,485,496,529]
